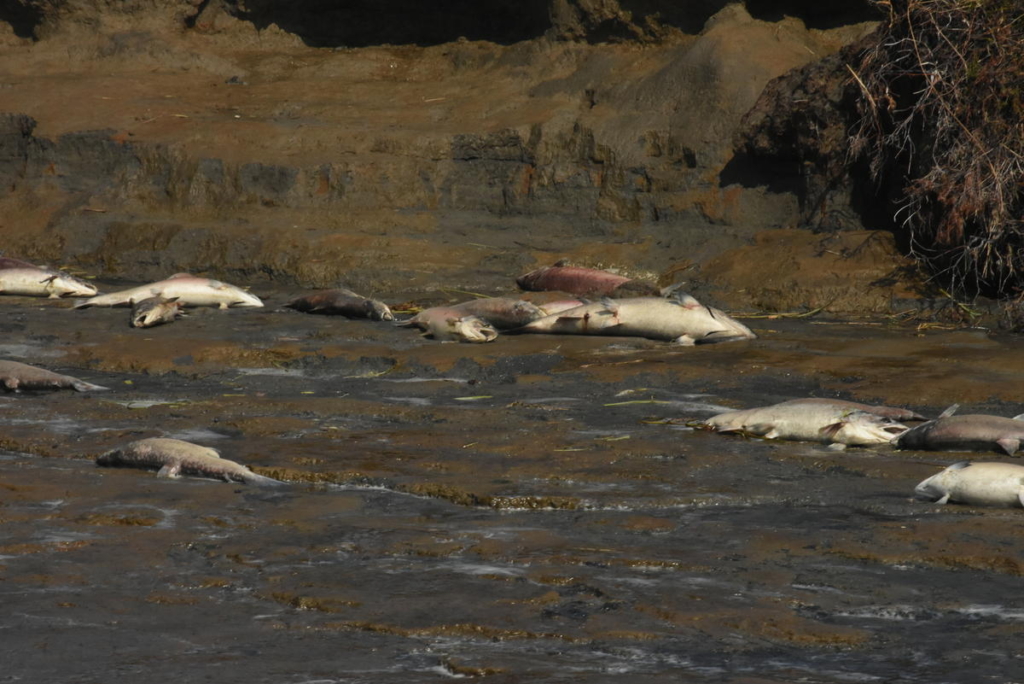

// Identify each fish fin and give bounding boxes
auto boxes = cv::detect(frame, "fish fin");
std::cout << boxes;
[73,299,94,309]
[1017,487,1024,508]
[599,297,619,314]
[167,273,194,279]
[157,464,181,479]
[667,290,701,308]
[247,472,285,487]
[672,334,697,346]
[827,443,847,452]
[713,426,744,434]
[553,258,570,267]
[1012,413,1024,422]
[744,423,776,438]
[219,302,229,310]
[660,282,688,298]
[949,460,972,470]
[934,493,950,505]
[819,421,845,441]
[938,404,960,419]
[3,378,19,390]
[996,437,1020,457]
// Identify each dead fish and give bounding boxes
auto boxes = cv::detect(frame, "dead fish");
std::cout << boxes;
[775,398,927,422]
[915,461,1024,507]
[130,296,185,328]
[516,262,659,298]
[511,292,756,345]
[438,297,545,330]
[96,437,282,486]
[705,400,908,446]
[398,307,498,342]
[535,298,588,317]
[285,288,393,321]
[0,256,42,270]
[0,359,109,392]
[75,273,263,309]
[0,266,98,298]
[894,404,1024,456]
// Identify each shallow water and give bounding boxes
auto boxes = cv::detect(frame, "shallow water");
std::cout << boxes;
[3,295,1024,682]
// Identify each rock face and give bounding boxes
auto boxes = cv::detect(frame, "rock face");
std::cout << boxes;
[0,1,899,310]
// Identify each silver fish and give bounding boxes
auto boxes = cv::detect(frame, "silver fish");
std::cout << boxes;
[96,437,281,486]
[0,359,109,392]
[130,296,185,328]
[706,400,908,446]
[512,292,756,345]
[767,398,927,423]
[76,273,262,309]
[408,298,543,331]
[895,404,1024,456]
[915,461,1024,507]
[0,266,98,298]
[399,307,498,343]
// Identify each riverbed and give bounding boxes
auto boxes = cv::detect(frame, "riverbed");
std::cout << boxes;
[3,292,1024,683]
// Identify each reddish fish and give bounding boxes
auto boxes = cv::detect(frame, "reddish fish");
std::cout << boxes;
[516,263,659,298]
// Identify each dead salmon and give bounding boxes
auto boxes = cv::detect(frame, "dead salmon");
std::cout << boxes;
[915,461,1024,507]
[705,399,909,446]
[512,292,756,345]
[0,266,98,298]
[76,273,263,309]
[96,437,282,486]
[516,263,659,298]
[130,296,185,328]
[895,404,1024,456]
[285,288,393,321]
[0,359,109,392]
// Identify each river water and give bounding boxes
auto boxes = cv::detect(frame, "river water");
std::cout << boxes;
[3,293,1024,683]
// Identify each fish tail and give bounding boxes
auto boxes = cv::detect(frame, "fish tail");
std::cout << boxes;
[246,473,285,487]
[72,380,111,392]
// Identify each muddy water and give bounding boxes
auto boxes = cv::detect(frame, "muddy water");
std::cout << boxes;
[3,293,1024,683]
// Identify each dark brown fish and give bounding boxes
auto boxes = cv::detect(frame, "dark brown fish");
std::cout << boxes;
[895,404,1024,456]
[286,288,393,321]
[0,359,109,392]
[516,263,659,298]
[0,256,40,270]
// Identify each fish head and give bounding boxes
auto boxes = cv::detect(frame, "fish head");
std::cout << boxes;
[454,316,498,343]
[231,289,265,308]
[367,299,394,321]
[824,410,908,446]
[131,297,183,328]
[704,307,757,341]
[914,461,969,501]
[46,272,99,298]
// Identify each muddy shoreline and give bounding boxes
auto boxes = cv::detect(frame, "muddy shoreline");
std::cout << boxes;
[4,289,1024,682]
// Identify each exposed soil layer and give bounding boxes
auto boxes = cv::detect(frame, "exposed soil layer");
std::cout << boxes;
[0,3,900,314]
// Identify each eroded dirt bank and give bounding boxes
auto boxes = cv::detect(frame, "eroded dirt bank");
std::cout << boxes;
[3,293,1024,682]
[0,1,902,313]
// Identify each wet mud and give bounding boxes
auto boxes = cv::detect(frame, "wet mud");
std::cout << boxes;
[4,291,1024,682]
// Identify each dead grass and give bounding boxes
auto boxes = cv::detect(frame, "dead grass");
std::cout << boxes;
[851,0,1024,298]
